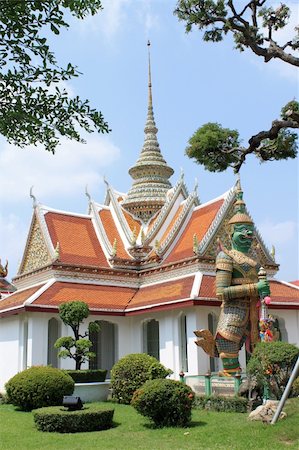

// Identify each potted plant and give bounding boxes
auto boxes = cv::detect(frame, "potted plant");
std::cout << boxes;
[54,301,110,402]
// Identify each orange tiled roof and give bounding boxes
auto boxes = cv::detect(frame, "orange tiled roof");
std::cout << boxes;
[99,209,129,259]
[45,212,109,267]
[269,281,299,304]
[122,209,142,235]
[0,284,44,312]
[32,281,138,311]
[165,199,224,263]
[196,276,299,305]
[127,276,194,309]
[198,275,217,298]
[160,204,184,246]
[290,280,299,286]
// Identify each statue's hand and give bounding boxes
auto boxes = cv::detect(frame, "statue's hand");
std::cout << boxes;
[257,279,270,298]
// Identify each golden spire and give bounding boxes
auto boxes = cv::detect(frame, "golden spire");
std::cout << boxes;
[122,41,174,223]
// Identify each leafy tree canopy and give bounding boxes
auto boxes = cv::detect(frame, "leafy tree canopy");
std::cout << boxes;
[174,0,299,65]
[174,1,299,172]
[0,0,109,153]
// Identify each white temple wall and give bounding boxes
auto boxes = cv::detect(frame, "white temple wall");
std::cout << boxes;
[27,314,48,367]
[0,316,20,391]
[271,309,299,346]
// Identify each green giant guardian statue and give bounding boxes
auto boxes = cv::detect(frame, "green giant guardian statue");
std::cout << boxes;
[194,180,270,376]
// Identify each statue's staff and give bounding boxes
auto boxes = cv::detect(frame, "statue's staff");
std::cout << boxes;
[258,267,271,320]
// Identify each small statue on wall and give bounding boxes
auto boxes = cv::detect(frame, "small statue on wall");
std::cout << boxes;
[194,180,270,376]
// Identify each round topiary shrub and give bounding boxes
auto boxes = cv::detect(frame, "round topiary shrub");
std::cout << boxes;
[131,378,195,427]
[5,366,74,411]
[33,404,114,433]
[110,353,171,404]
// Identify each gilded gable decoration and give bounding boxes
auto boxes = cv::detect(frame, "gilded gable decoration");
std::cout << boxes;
[19,217,52,275]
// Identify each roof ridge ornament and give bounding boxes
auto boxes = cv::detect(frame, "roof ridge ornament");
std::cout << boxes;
[30,186,38,208]
[85,185,91,202]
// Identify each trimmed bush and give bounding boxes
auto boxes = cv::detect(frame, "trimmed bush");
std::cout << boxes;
[111,353,172,404]
[33,404,114,432]
[247,341,299,399]
[194,395,248,413]
[131,378,195,427]
[5,366,74,411]
[65,369,107,383]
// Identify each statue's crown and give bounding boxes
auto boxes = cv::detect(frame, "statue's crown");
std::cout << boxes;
[228,178,253,226]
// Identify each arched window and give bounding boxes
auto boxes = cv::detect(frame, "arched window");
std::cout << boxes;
[143,319,160,360]
[208,313,219,373]
[179,314,188,372]
[89,320,117,377]
[47,318,59,367]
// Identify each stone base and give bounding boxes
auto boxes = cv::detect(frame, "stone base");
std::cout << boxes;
[73,381,110,403]
[248,400,286,423]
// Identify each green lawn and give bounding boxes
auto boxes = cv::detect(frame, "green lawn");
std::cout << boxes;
[0,399,298,450]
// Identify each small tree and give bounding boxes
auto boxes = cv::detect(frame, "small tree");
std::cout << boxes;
[247,341,299,399]
[54,301,100,370]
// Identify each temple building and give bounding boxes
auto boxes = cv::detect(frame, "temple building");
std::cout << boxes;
[0,50,298,391]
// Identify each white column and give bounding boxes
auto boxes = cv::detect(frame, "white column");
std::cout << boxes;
[186,307,210,375]
[159,313,176,376]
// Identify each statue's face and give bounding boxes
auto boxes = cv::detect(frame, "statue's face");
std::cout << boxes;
[231,223,254,253]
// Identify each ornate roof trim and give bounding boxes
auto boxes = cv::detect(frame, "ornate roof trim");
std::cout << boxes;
[158,190,199,256]
[24,278,56,305]
[89,201,114,263]
[144,173,191,244]
[104,185,134,245]
[197,188,235,254]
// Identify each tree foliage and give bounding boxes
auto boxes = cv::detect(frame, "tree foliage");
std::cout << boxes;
[247,341,299,399]
[0,0,109,153]
[54,300,100,370]
[174,1,299,172]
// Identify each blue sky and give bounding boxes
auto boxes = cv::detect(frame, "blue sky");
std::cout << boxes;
[0,0,298,281]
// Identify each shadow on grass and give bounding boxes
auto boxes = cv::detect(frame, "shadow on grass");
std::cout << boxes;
[142,420,207,429]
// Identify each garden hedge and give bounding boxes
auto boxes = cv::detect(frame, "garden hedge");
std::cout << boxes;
[194,395,248,413]
[33,404,114,433]
[65,369,107,383]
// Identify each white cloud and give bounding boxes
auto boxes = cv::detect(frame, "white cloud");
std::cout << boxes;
[0,213,28,279]
[137,0,160,37]
[258,220,297,246]
[0,136,121,203]
[76,0,159,40]
[76,0,131,39]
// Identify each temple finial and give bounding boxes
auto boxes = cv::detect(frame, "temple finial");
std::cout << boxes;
[147,40,152,108]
